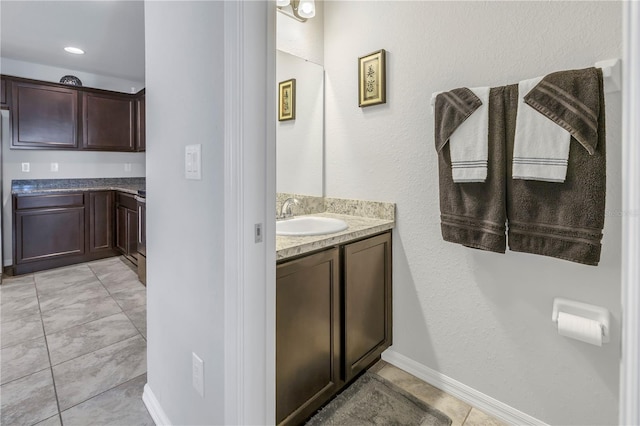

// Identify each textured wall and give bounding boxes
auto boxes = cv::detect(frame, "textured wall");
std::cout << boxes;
[323,2,622,424]
[145,2,226,424]
[276,0,324,65]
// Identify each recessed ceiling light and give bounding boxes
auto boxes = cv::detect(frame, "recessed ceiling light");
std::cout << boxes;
[64,46,85,55]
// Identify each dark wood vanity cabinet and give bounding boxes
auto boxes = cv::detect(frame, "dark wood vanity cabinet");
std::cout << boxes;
[344,232,393,381]
[276,248,341,426]
[82,92,135,151]
[11,81,79,149]
[115,192,138,264]
[276,231,392,426]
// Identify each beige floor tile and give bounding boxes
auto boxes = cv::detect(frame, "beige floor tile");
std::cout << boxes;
[0,369,59,425]
[1,312,44,348]
[463,407,506,426]
[376,364,472,426]
[1,337,50,385]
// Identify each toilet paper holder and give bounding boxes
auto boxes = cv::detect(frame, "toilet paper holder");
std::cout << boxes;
[552,298,610,343]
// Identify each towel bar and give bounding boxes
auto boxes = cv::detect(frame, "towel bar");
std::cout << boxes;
[430,58,621,112]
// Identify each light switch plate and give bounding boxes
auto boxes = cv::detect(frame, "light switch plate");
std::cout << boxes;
[185,144,202,180]
[21,162,30,172]
[50,163,59,172]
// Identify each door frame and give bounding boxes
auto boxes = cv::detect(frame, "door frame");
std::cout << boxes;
[620,3,640,425]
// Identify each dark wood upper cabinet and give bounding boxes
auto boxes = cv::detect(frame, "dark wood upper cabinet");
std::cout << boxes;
[89,191,114,253]
[11,81,79,149]
[1,77,8,109]
[343,232,392,381]
[136,91,145,152]
[82,92,135,151]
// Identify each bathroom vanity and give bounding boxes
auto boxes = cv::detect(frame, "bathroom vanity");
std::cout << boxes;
[275,200,394,426]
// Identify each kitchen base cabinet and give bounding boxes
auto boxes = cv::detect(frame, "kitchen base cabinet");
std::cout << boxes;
[276,248,340,426]
[115,192,138,265]
[276,231,392,426]
[11,192,117,275]
[89,191,114,254]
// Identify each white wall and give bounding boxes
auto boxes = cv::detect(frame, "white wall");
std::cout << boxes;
[0,57,144,93]
[276,50,324,196]
[144,2,226,424]
[324,2,622,425]
[276,0,324,65]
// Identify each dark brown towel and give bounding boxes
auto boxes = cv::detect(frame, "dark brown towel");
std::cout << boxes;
[436,88,507,253]
[507,68,606,265]
[524,67,601,155]
[434,88,482,152]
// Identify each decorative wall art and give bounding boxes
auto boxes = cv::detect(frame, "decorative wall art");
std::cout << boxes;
[279,78,296,121]
[358,49,386,107]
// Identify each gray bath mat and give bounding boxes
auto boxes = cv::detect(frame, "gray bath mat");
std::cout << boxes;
[305,372,452,426]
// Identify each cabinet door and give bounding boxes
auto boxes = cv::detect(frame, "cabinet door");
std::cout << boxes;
[89,191,114,253]
[116,205,128,254]
[15,207,85,264]
[137,201,146,256]
[127,208,138,258]
[276,248,340,426]
[82,92,135,151]
[11,81,78,149]
[135,92,145,151]
[343,232,392,381]
[1,77,8,109]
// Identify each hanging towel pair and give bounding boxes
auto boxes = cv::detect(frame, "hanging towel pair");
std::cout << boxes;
[434,67,606,265]
[434,87,490,183]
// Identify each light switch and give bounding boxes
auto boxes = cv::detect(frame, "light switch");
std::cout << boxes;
[21,162,30,172]
[185,144,202,180]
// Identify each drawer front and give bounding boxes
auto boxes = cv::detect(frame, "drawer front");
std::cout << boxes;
[15,193,84,210]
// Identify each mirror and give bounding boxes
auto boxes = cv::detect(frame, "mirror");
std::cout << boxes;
[276,50,324,196]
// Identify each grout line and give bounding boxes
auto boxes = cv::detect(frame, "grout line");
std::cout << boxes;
[33,276,64,425]
[461,406,473,426]
[59,372,148,415]
[0,365,50,387]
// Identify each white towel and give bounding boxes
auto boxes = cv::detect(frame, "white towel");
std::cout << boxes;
[449,87,490,183]
[513,77,571,182]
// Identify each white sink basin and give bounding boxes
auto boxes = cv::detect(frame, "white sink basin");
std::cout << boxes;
[276,216,348,236]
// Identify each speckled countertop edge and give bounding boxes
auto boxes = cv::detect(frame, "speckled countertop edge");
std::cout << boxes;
[11,178,145,196]
[276,212,394,261]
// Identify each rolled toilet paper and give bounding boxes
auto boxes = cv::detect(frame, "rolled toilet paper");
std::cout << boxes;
[557,312,603,346]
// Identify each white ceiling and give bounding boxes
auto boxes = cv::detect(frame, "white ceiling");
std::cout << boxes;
[1,1,145,82]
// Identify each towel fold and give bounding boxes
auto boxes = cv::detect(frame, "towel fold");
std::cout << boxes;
[448,87,491,183]
[524,67,601,155]
[507,67,606,266]
[513,77,571,182]
[435,87,507,253]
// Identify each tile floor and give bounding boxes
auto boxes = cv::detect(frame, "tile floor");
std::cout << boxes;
[369,360,505,426]
[0,257,151,426]
[1,257,504,426]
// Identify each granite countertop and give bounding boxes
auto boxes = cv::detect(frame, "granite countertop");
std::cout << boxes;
[276,212,394,261]
[11,178,145,196]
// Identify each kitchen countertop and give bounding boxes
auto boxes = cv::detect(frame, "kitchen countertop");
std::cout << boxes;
[276,212,394,261]
[11,178,145,196]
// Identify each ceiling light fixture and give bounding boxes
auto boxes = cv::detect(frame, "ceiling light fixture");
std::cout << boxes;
[64,46,85,55]
[277,0,315,22]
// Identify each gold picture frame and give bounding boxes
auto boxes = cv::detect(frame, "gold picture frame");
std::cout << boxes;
[358,49,386,107]
[278,78,296,121]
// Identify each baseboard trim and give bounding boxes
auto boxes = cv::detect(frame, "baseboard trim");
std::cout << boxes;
[382,349,547,426]
[143,383,172,426]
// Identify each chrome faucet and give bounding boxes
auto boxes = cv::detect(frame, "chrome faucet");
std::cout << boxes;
[280,197,300,219]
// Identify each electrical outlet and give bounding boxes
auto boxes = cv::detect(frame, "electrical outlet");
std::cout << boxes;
[50,163,59,172]
[185,144,202,180]
[192,352,204,397]
[124,163,132,172]
[21,163,30,172]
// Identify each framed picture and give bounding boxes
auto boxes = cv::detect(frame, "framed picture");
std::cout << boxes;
[358,49,386,107]
[278,78,296,121]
